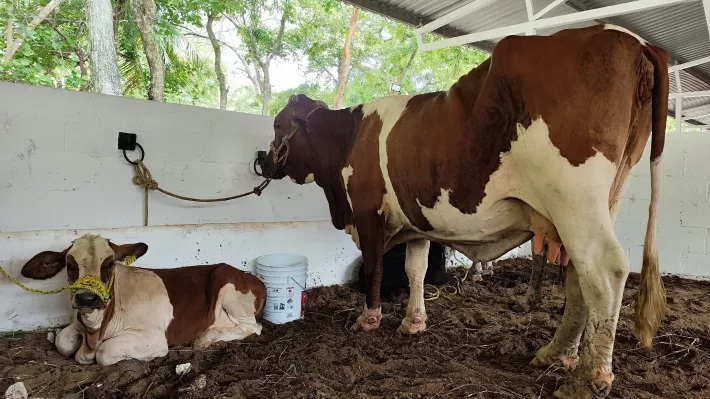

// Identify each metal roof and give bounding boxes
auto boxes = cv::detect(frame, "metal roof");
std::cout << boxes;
[341,0,710,126]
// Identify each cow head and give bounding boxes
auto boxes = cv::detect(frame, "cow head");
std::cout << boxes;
[259,94,329,184]
[21,234,148,313]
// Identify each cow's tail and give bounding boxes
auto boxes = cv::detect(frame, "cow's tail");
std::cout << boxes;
[635,44,669,349]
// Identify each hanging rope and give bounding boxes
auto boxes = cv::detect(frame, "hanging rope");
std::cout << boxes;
[131,160,271,226]
[0,256,137,303]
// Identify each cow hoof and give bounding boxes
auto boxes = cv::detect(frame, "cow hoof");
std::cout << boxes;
[530,344,579,369]
[350,308,382,332]
[397,316,427,335]
[471,274,483,282]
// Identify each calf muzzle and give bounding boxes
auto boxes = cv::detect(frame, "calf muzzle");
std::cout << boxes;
[73,290,101,310]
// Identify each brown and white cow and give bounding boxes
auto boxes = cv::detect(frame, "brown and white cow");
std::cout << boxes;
[259,24,668,398]
[20,234,265,366]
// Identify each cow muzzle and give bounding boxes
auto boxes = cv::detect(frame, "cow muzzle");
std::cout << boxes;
[257,149,286,179]
[73,290,101,310]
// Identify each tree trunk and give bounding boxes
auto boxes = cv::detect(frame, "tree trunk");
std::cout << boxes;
[206,13,228,110]
[390,48,417,95]
[85,0,122,95]
[333,7,360,109]
[261,67,271,115]
[130,0,164,101]
[3,0,67,62]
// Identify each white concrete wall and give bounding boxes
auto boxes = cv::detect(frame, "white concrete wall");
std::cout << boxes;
[0,82,361,332]
[616,132,710,278]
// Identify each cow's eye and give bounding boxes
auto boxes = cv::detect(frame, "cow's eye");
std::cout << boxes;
[100,257,115,269]
[274,122,281,130]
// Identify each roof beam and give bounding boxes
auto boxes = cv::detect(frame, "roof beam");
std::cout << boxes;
[417,0,498,35]
[533,0,567,21]
[416,0,696,52]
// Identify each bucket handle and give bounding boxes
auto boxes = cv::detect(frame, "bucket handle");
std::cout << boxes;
[289,276,306,291]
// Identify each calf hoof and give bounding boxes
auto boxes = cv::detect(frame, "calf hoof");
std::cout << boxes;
[471,273,483,282]
[397,315,427,335]
[530,343,579,369]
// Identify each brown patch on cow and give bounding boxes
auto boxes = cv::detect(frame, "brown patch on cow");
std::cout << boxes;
[344,111,389,310]
[306,106,364,230]
[385,58,530,229]
[498,26,663,168]
[149,264,265,346]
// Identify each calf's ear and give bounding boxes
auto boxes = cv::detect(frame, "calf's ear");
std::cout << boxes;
[111,242,149,262]
[21,249,69,279]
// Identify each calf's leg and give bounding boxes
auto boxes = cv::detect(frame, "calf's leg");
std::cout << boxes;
[398,239,430,334]
[512,246,547,313]
[194,287,263,349]
[95,332,168,366]
[55,323,82,358]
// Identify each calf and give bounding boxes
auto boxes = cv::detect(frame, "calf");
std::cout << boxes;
[20,234,265,366]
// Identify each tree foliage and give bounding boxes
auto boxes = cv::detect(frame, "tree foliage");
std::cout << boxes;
[0,0,491,116]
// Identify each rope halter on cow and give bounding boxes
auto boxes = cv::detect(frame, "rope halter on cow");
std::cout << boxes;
[0,256,137,304]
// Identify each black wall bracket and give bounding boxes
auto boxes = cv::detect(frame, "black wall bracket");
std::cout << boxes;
[118,132,137,151]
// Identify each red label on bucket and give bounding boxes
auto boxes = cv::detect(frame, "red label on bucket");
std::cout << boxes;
[301,291,306,318]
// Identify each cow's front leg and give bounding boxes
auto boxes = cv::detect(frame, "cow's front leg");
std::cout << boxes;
[55,323,83,358]
[95,331,168,366]
[398,239,430,334]
[350,216,385,332]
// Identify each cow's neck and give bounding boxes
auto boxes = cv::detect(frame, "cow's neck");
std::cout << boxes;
[308,107,360,230]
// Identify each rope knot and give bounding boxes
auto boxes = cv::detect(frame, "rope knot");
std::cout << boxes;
[132,160,159,190]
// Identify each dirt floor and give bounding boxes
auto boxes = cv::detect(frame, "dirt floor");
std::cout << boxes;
[2,257,710,399]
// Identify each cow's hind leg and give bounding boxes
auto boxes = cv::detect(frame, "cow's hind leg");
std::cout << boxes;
[531,261,585,369]
[511,245,547,313]
[398,238,430,334]
[544,217,628,399]
[194,286,263,349]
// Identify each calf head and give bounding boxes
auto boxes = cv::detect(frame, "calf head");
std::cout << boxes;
[21,234,147,314]
[260,94,329,184]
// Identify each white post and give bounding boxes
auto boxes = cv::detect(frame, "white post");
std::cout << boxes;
[674,65,683,133]
[524,0,536,35]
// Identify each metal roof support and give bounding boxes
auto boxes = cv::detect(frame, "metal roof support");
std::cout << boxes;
[669,55,710,72]
[670,91,710,98]
[524,0,536,35]
[682,112,710,121]
[416,0,696,53]
[533,0,568,20]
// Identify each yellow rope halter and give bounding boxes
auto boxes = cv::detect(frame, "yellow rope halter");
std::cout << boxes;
[0,255,137,304]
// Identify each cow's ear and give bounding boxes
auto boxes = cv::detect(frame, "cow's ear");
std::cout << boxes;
[111,242,148,262]
[21,249,68,279]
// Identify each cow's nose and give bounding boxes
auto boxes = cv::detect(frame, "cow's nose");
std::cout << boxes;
[74,290,100,307]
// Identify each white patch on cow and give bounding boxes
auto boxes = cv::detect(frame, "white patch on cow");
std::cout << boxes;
[399,239,429,334]
[90,266,173,366]
[604,24,647,46]
[304,173,315,184]
[417,117,618,246]
[55,323,83,357]
[361,96,415,227]
[341,165,354,210]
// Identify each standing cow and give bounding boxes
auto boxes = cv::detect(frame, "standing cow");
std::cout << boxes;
[259,25,668,398]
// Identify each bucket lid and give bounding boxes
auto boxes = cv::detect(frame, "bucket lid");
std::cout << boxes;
[256,253,308,268]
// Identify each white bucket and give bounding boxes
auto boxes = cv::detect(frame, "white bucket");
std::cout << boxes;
[255,253,308,324]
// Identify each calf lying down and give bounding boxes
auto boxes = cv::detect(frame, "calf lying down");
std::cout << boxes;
[20,234,266,366]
